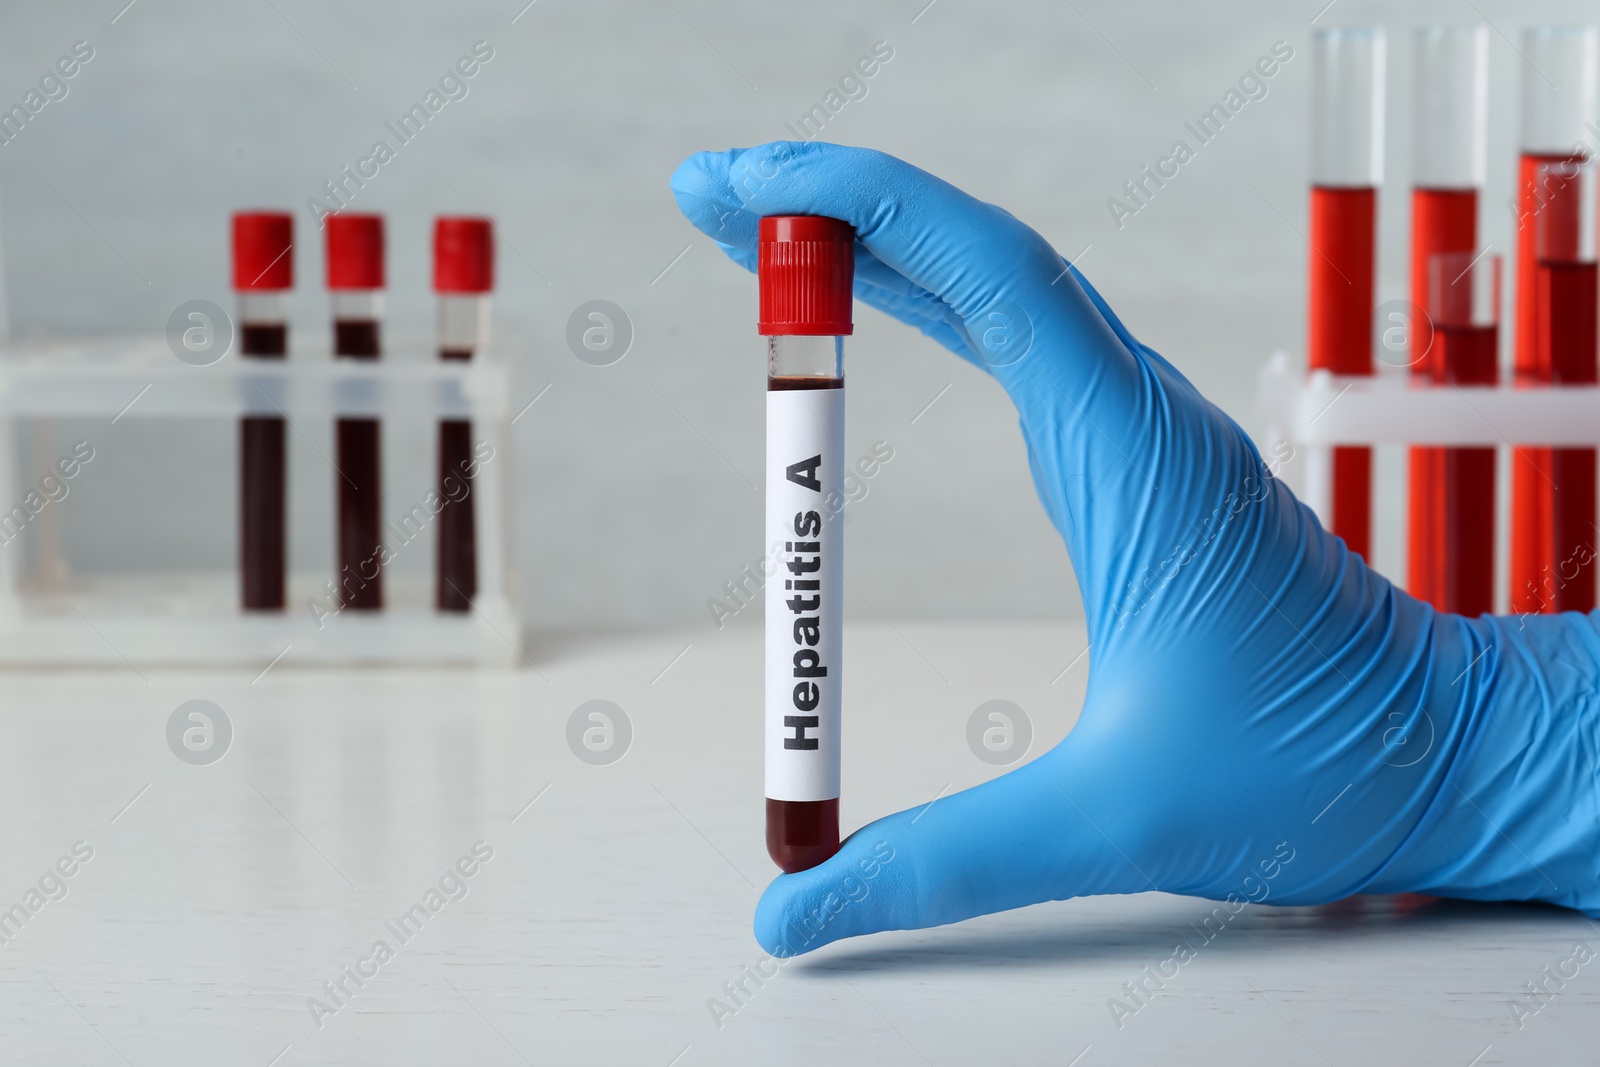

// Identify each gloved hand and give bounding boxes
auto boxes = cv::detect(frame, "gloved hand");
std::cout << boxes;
[671,141,1600,958]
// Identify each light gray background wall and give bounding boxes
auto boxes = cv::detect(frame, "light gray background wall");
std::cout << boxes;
[0,0,1590,633]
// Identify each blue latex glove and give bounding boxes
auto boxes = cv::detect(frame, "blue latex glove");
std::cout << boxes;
[671,141,1600,958]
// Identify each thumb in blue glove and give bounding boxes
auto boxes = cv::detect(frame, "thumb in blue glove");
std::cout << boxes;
[671,141,1600,958]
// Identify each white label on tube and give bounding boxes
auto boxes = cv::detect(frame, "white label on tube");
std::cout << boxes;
[765,385,844,803]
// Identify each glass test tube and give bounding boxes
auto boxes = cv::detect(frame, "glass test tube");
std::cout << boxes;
[1512,26,1596,614]
[325,213,386,611]
[1309,27,1385,559]
[760,215,853,874]
[432,217,494,612]
[1534,159,1598,613]
[1428,250,1500,615]
[1408,26,1487,608]
[233,211,294,611]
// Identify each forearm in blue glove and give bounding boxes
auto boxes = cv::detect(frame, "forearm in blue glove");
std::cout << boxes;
[670,141,1600,957]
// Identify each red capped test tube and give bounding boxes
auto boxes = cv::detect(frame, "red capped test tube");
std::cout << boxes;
[1408,26,1487,608]
[233,211,294,611]
[1533,159,1598,613]
[1309,27,1385,559]
[325,213,386,611]
[1427,249,1500,615]
[1511,26,1596,615]
[761,215,853,873]
[432,217,494,612]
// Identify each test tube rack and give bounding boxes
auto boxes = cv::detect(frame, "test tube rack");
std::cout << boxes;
[1259,351,1600,583]
[0,335,521,667]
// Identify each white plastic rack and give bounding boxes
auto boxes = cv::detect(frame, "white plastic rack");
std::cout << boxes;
[0,336,520,667]
[1258,350,1600,527]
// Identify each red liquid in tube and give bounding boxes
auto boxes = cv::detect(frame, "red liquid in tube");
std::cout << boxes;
[240,328,288,611]
[436,383,477,612]
[433,218,495,613]
[1433,322,1497,614]
[1308,185,1376,559]
[334,323,382,612]
[1408,188,1477,607]
[1511,154,1577,614]
[241,324,288,353]
[1539,258,1599,612]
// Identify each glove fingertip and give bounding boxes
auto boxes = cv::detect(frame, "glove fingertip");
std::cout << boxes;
[668,149,733,201]
[755,873,856,959]
[752,826,912,958]
[670,149,757,247]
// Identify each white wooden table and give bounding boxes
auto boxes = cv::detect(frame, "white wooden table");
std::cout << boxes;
[0,622,1591,1065]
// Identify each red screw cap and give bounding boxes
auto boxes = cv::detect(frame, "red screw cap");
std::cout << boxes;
[232,211,294,291]
[758,215,854,336]
[325,213,385,290]
[433,217,495,294]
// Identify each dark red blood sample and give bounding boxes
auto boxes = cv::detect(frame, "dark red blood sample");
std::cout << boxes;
[767,375,843,390]
[240,323,287,610]
[241,323,287,355]
[1540,259,1599,613]
[767,797,840,874]
[335,319,380,360]
[437,346,477,613]
[336,318,382,610]
[336,420,382,611]
[1433,323,1497,616]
